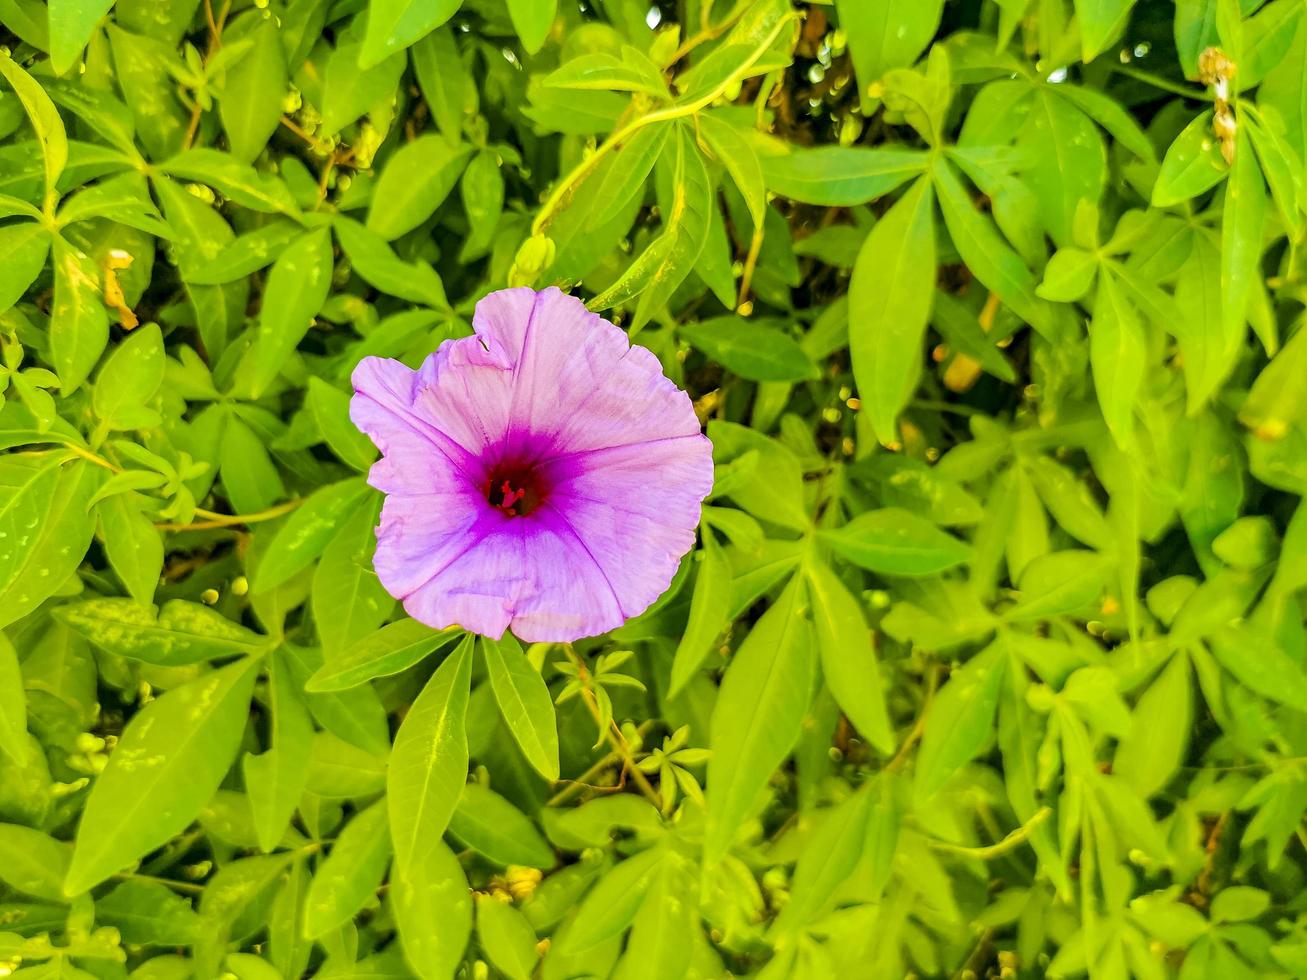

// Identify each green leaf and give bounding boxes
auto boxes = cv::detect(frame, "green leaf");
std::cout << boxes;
[0,53,68,204]
[360,0,461,69]
[706,577,813,861]
[1075,0,1137,61]
[389,635,474,870]
[770,786,870,934]
[1114,653,1191,798]
[836,0,944,102]
[51,235,109,392]
[543,49,666,97]
[668,537,732,698]
[312,495,394,660]
[97,879,203,946]
[1221,127,1267,349]
[913,642,1006,803]
[762,146,928,206]
[309,619,461,692]
[0,823,71,900]
[366,136,472,240]
[160,149,300,216]
[1037,246,1099,302]
[251,478,369,593]
[0,456,99,631]
[698,113,767,231]
[92,322,164,429]
[933,155,1052,335]
[55,597,268,666]
[477,894,539,980]
[392,839,472,979]
[1152,111,1229,207]
[679,316,818,382]
[66,657,260,894]
[1210,885,1271,923]
[304,799,391,937]
[1209,623,1307,711]
[819,507,970,577]
[48,0,116,75]
[1090,270,1146,449]
[508,0,559,54]
[482,633,560,781]
[334,215,448,308]
[449,783,555,868]
[0,221,50,310]
[188,221,305,285]
[248,228,333,398]
[0,633,27,765]
[849,175,935,445]
[589,123,713,334]
[1023,91,1107,244]
[1005,549,1112,621]
[243,653,314,853]
[219,11,288,164]
[806,560,895,755]
[97,492,163,605]
[555,847,662,953]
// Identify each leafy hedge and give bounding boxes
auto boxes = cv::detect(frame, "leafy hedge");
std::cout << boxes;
[3,0,1307,977]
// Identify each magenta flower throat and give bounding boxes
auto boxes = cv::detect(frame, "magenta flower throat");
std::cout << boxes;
[349,287,715,642]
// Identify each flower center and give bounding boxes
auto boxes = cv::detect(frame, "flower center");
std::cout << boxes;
[484,463,545,517]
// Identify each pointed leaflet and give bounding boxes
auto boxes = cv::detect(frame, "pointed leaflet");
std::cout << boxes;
[805,560,895,754]
[304,799,392,938]
[308,620,462,693]
[366,136,471,240]
[55,597,268,666]
[770,784,872,935]
[449,783,555,868]
[589,123,712,334]
[1090,269,1146,450]
[706,577,814,861]
[0,457,99,631]
[913,641,1006,804]
[482,633,560,781]
[1075,0,1136,61]
[48,0,117,75]
[1114,653,1192,798]
[0,633,27,765]
[51,236,109,392]
[0,54,67,206]
[244,653,314,853]
[849,175,935,446]
[819,507,970,576]
[933,155,1052,335]
[507,0,558,54]
[389,635,474,871]
[97,493,163,606]
[393,839,472,979]
[248,228,333,398]
[1152,111,1229,206]
[1221,127,1267,352]
[67,657,260,894]
[836,0,943,102]
[250,477,370,593]
[360,0,461,70]
[668,535,732,698]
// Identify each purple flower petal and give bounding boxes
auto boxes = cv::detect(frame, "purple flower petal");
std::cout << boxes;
[350,287,713,642]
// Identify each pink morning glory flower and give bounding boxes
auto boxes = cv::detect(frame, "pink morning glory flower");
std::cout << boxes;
[349,287,714,642]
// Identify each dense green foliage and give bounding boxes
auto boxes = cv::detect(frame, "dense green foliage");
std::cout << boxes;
[3,0,1307,976]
